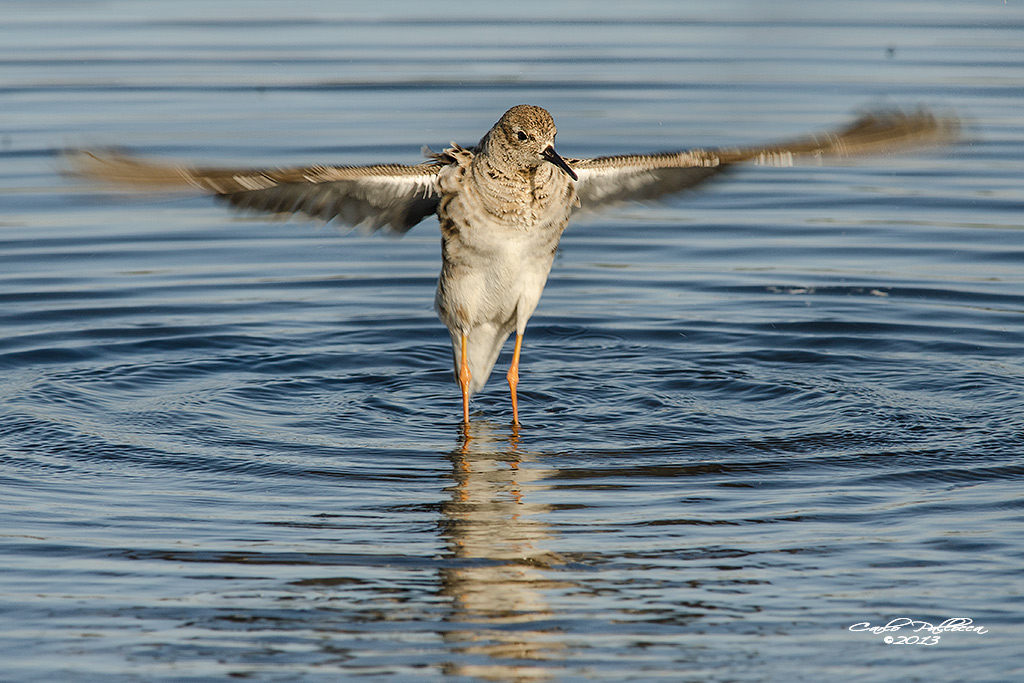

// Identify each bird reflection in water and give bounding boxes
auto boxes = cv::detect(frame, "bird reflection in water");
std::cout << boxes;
[439,422,569,681]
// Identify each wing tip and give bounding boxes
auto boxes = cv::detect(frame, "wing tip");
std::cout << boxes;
[61,148,200,192]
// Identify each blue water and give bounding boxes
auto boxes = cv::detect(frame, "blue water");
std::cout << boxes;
[2,1,1023,680]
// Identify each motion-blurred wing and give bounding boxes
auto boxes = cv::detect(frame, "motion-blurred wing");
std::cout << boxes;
[66,151,443,234]
[571,109,959,211]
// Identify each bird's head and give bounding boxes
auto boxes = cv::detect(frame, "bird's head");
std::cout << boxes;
[484,104,578,180]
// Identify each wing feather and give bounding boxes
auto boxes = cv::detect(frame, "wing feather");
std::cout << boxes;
[65,152,442,234]
[571,109,959,211]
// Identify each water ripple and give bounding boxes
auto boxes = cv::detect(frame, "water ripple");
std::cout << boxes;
[3,3,1023,681]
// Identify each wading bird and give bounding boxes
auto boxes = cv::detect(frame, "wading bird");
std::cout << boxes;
[68,105,958,424]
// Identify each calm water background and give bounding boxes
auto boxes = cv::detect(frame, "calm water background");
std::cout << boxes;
[2,1,1022,680]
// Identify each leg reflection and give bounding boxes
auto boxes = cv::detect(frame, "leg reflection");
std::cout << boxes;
[440,421,568,680]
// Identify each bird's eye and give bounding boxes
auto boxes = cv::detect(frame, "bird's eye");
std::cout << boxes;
[516,130,528,141]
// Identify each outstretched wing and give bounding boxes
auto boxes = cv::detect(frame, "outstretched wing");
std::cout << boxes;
[570,109,960,211]
[65,152,443,234]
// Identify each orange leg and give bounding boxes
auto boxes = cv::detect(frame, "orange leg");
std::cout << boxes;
[459,333,471,424]
[506,332,523,426]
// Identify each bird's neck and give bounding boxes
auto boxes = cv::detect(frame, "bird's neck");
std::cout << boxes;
[472,151,551,194]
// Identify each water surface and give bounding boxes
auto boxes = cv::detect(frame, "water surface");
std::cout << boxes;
[2,1,1023,680]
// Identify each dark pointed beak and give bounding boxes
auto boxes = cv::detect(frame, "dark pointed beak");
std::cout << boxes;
[541,145,578,181]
